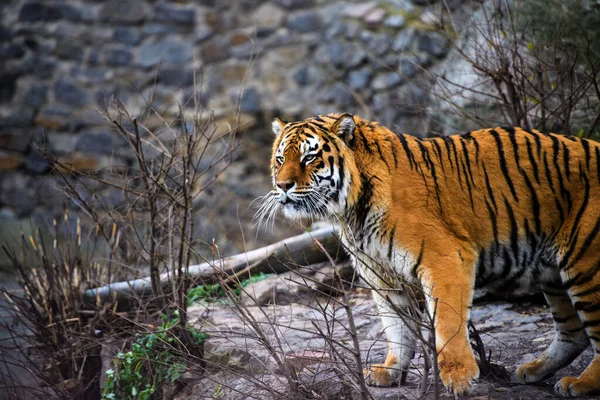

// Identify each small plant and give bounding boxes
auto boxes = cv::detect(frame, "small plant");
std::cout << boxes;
[101,312,207,400]
[187,272,272,305]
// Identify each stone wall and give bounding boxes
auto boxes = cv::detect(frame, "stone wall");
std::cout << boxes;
[0,0,465,255]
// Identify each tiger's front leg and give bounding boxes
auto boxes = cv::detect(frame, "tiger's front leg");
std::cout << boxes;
[363,290,418,386]
[419,246,479,395]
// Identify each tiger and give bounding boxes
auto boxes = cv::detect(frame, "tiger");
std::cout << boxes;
[255,113,600,397]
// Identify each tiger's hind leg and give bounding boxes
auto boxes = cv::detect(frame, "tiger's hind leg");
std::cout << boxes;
[516,285,589,384]
[553,267,600,397]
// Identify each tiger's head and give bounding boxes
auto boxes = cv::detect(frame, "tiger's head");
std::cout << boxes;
[255,114,359,227]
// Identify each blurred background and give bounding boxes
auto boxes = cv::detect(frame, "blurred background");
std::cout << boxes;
[1,0,599,260]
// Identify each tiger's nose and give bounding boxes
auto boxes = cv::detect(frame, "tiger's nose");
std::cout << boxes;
[277,180,295,193]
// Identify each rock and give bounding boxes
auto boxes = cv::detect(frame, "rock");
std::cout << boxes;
[384,14,406,28]
[239,87,262,113]
[35,104,72,130]
[240,273,315,306]
[195,26,213,42]
[418,31,448,58]
[53,78,89,107]
[328,40,367,68]
[17,54,56,79]
[371,72,403,91]
[360,32,390,56]
[0,151,24,171]
[0,172,33,216]
[348,68,372,90]
[398,56,420,78]
[293,65,310,86]
[46,133,78,154]
[330,83,353,107]
[54,40,85,62]
[157,67,195,87]
[251,3,285,31]
[23,83,47,107]
[76,131,114,154]
[99,0,149,24]
[364,8,386,27]
[0,73,18,103]
[0,43,25,59]
[24,148,50,174]
[287,10,321,33]
[104,47,134,67]
[0,131,32,152]
[139,39,194,67]
[113,27,141,45]
[392,27,417,52]
[343,2,378,18]
[153,3,196,25]
[276,0,315,9]
[18,2,81,22]
[199,38,229,63]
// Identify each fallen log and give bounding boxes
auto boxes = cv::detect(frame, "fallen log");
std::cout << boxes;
[83,227,345,304]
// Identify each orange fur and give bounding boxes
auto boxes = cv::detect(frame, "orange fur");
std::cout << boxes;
[260,114,600,397]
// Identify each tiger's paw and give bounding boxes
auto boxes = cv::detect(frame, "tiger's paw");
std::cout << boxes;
[363,364,397,387]
[554,376,599,397]
[438,355,479,395]
[516,359,551,383]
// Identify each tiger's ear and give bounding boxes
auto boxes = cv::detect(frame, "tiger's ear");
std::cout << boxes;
[272,118,287,136]
[332,113,356,145]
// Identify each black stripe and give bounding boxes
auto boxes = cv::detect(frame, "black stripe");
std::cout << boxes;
[522,171,542,235]
[524,136,540,184]
[504,197,519,267]
[566,175,590,249]
[353,173,373,229]
[442,137,455,173]
[561,217,600,271]
[460,137,476,186]
[374,140,391,170]
[483,166,498,212]
[582,139,590,171]
[431,139,445,176]
[573,283,600,298]
[596,147,600,184]
[583,318,600,328]
[505,127,522,171]
[411,241,425,277]
[397,134,416,170]
[490,129,518,201]
[573,301,600,313]
[562,141,571,180]
[388,227,395,260]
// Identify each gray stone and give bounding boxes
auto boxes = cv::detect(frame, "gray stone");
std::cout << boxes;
[142,24,178,36]
[371,72,403,91]
[328,40,367,68]
[55,40,85,62]
[348,68,372,90]
[276,0,315,9]
[0,43,24,59]
[76,131,115,154]
[239,88,262,113]
[392,28,417,52]
[418,31,448,58]
[0,173,33,217]
[157,67,195,87]
[53,78,88,107]
[364,8,386,26]
[251,3,284,30]
[153,3,196,25]
[293,66,310,86]
[287,10,321,33]
[330,83,353,107]
[0,131,32,152]
[0,73,18,103]
[100,0,149,24]
[139,40,194,68]
[23,84,47,107]
[343,2,378,18]
[384,14,406,28]
[200,38,229,63]
[71,66,110,84]
[113,28,141,45]
[18,2,81,22]
[398,56,419,78]
[104,47,134,67]
[396,82,428,115]
[18,55,56,79]
[195,26,213,43]
[25,149,50,174]
[35,104,72,130]
[360,32,390,56]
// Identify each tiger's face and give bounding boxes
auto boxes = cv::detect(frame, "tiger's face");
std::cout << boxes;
[255,114,357,226]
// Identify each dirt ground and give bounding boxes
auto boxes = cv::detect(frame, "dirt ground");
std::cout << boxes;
[181,290,597,400]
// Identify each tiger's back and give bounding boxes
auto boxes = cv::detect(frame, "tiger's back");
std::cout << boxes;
[261,114,600,397]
